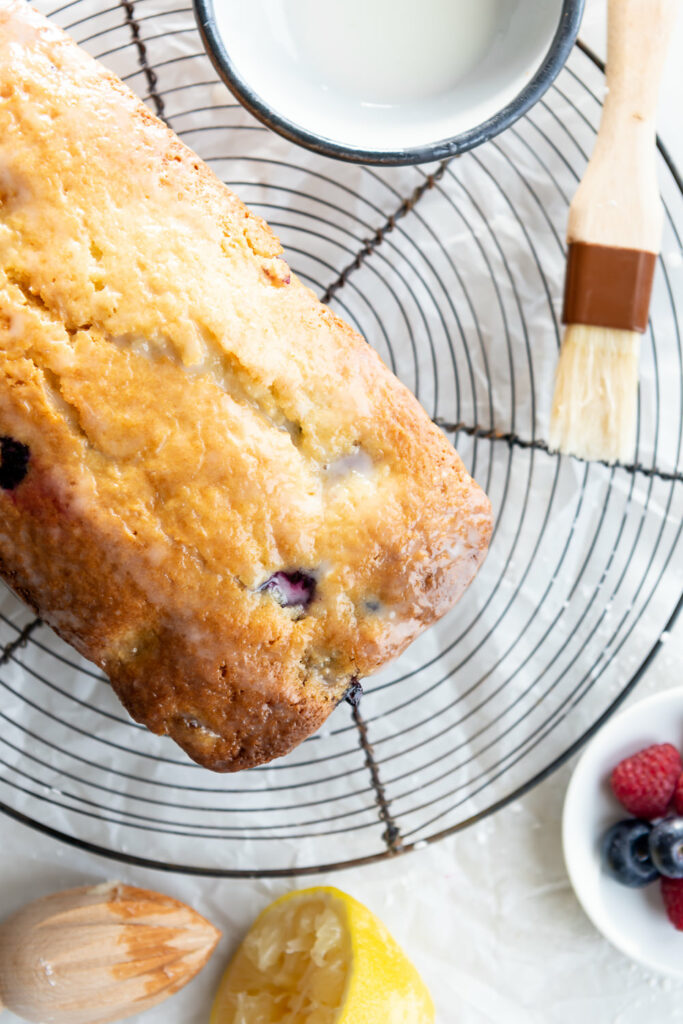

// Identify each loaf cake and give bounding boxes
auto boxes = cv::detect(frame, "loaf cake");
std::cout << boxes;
[0,0,493,771]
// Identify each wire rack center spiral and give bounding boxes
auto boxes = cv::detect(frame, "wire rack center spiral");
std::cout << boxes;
[0,0,681,877]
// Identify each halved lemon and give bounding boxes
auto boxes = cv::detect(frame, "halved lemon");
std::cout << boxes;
[210,886,435,1023]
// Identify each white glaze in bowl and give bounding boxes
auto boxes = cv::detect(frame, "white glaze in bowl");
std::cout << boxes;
[195,0,583,163]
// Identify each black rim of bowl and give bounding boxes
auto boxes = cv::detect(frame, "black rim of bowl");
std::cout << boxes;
[193,0,586,165]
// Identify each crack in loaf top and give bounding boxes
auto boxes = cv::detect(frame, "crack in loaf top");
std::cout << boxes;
[0,0,493,770]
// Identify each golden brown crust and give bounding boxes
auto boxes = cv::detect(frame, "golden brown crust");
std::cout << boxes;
[0,0,493,770]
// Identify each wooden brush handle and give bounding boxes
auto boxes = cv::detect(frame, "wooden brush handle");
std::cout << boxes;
[568,0,679,251]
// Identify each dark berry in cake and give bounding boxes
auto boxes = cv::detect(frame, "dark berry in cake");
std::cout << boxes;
[344,679,363,708]
[0,437,30,490]
[259,570,316,609]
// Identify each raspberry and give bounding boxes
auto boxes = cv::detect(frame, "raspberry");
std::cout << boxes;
[661,877,683,929]
[673,773,683,816]
[610,743,682,819]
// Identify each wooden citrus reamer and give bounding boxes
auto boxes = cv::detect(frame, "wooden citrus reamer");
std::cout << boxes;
[0,882,221,1023]
[549,0,680,464]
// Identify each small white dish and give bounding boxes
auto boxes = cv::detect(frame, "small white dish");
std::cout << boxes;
[563,687,683,977]
[195,0,584,164]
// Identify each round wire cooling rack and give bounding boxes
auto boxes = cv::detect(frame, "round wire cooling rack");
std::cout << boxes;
[0,0,681,877]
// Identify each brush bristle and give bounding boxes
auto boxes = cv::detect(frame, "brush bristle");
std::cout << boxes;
[549,324,640,465]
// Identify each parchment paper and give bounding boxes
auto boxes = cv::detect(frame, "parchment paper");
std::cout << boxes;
[0,0,682,1020]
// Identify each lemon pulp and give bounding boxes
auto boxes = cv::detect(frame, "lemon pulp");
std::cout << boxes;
[212,893,348,1023]
[210,887,434,1024]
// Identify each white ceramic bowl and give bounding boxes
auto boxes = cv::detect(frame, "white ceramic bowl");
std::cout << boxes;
[194,0,585,164]
[563,687,683,976]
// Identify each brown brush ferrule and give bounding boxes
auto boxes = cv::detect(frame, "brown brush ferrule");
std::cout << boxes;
[562,242,657,333]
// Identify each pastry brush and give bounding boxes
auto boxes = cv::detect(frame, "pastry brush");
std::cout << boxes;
[549,0,679,464]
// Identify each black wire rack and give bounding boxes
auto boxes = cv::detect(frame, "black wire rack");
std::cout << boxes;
[1,0,681,877]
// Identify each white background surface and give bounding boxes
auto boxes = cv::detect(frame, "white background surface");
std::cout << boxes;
[1,2,682,1022]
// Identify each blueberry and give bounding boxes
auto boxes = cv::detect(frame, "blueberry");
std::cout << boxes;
[0,436,30,490]
[649,817,683,878]
[259,570,316,609]
[601,819,659,887]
